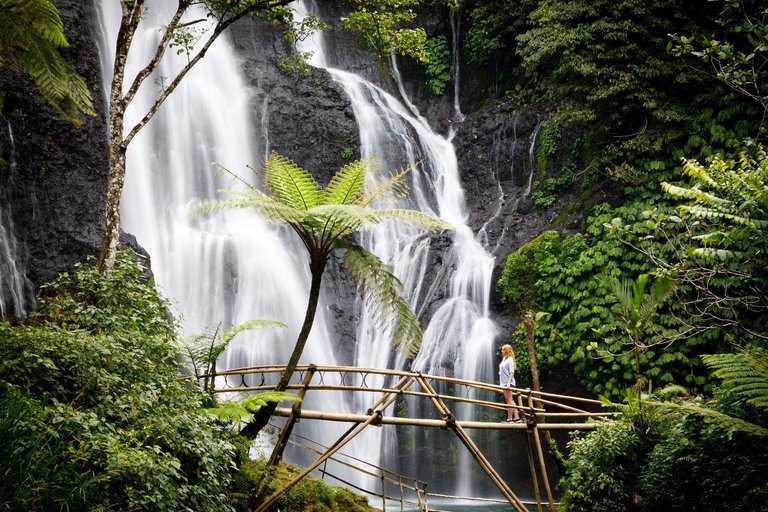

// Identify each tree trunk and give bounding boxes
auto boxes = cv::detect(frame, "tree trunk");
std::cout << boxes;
[240,256,327,439]
[97,1,141,274]
[524,314,540,392]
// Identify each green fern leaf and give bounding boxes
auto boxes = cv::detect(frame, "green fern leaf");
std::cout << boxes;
[375,208,454,231]
[322,157,375,205]
[340,242,422,356]
[264,152,322,210]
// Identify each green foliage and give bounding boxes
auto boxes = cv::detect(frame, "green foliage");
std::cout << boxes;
[464,0,537,67]
[561,388,768,511]
[531,168,573,210]
[703,346,768,413]
[246,461,374,512]
[663,147,768,263]
[36,250,174,338]
[0,0,95,125]
[423,35,451,95]
[0,255,243,511]
[340,0,427,69]
[669,0,768,115]
[341,146,356,160]
[206,392,302,426]
[499,200,734,398]
[595,273,677,375]
[539,124,562,158]
[560,420,643,512]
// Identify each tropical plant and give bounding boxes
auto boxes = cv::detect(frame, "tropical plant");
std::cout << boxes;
[182,320,286,391]
[0,0,95,125]
[613,147,768,342]
[340,0,427,71]
[192,152,452,441]
[595,273,677,379]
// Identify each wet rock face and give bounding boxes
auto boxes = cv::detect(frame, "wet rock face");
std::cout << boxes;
[0,0,148,308]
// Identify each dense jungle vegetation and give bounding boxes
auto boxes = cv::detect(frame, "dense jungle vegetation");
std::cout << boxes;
[481,0,768,509]
[2,0,767,510]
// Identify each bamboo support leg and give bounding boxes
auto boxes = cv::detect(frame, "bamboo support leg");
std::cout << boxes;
[525,433,543,512]
[399,476,404,512]
[528,394,555,512]
[254,378,415,512]
[416,376,528,512]
[381,470,387,512]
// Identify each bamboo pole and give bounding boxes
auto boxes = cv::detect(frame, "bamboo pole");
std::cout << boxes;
[254,378,415,512]
[416,375,528,512]
[206,364,609,406]
[381,469,386,512]
[399,476,404,512]
[524,432,544,512]
[271,407,597,430]
[528,393,555,512]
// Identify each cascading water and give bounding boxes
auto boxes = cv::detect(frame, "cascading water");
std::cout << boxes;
[0,122,33,317]
[449,8,465,122]
[296,0,500,497]
[94,0,359,484]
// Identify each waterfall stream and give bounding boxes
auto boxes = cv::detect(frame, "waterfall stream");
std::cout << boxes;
[296,0,499,496]
[0,122,32,317]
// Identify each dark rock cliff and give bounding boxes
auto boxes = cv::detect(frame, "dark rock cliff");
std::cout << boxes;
[0,0,146,315]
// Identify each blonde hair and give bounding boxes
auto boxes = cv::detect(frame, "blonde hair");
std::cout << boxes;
[501,344,515,362]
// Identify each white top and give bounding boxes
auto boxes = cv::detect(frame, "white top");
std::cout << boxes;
[499,357,515,387]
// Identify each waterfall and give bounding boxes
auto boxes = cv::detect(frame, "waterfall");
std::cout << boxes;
[449,8,465,122]
[296,0,499,497]
[94,0,359,484]
[0,121,33,317]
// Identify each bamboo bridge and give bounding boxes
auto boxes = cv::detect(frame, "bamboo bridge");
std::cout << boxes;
[201,364,617,512]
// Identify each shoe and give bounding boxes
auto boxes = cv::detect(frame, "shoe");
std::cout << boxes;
[502,419,514,423]
[511,418,522,423]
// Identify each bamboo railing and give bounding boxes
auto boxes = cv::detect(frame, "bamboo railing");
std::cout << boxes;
[199,364,616,512]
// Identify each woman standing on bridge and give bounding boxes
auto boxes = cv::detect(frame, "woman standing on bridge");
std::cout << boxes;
[499,344,521,423]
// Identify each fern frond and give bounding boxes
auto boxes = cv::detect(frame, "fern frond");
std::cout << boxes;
[702,348,768,410]
[241,391,302,411]
[3,0,67,47]
[218,319,285,347]
[0,1,95,124]
[205,403,253,423]
[356,159,414,206]
[322,157,374,205]
[375,208,454,231]
[189,197,309,225]
[309,204,383,232]
[264,152,322,210]
[340,242,422,356]
[653,400,768,437]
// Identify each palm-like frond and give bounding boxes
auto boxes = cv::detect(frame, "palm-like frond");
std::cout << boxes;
[375,208,454,231]
[309,204,384,233]
[653,400,768,437]
[189,196,312,226]
[0,0,95,125]
[218,319,286,347]
[264,152,322,210]
[702,348,768,410]
[323,157,374,205]
[206,392,301,424]
[340,242,422,356]
[356,160,415,206]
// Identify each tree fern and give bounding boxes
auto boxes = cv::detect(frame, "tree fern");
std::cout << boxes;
[196,151,452,444]
[0,0,95,125]
[702,347,768,410]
